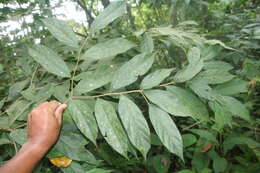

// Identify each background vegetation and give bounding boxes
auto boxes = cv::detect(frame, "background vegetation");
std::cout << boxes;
[0,0,259,172]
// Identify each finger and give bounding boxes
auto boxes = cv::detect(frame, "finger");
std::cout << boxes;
[47,101,61,113]
[54,104,67,125]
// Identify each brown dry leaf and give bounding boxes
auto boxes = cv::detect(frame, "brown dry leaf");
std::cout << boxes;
[200,142,213,153]
[49,156,72,167]
[248,80,257,88]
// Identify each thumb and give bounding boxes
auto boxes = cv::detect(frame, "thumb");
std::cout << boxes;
[55,104,67,125]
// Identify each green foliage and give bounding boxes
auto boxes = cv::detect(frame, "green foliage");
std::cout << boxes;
[0,0,259,172]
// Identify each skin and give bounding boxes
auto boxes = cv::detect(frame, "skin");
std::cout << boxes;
[0,101,67,173]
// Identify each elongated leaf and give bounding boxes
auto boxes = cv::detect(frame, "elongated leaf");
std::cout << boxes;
[7,100,32,126]
[145,87,209,121]
[141,68,173,89]
[75,65,116,94]
[0,138,11,145]
[28,45,70,77]
[209,101,232,130]
[219,96,250,121]
[188,78,220,101]
[9,129,27,145]
[7,79,28,101]
[174,47,203,82]
[95,99,128,157]
[195,69,234,84]
[190,129,218,143]
[213,79,248,96]
[201,45,222,60]
[118,95,150,159]
[141,33,154,53]
[82,38,135,62]
[42,18,78,48]
[90,1,126,33]
[0,98,5,110]
[112,53,155,89]
[149,105,183,160]
[203,60,233,71]
[68,100,98,145]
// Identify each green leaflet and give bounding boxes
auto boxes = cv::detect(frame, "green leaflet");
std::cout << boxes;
[86,168,112,173]
[190,129,218,143]
[28,45,70,77]
[118,95,151,159]
[174,47,204,83]
[140,68,173,89]
[42,18,78,48]
[141,33,154,53]
[182,134,197,148]
[90,1,126,33]
[95,99,128,158]
[49,132,97,164]
[213,78,248,96]
[203,60,233,71]
[81,38,135,62]
[9,128,27,145]
[223,136,260,154]
[209,101,232,130]
[150,155,171,173]
[75,65,116,94]
[144,87,209,121]
[149,105,183,160]
[61,162,85,173]
[188,78,221,101]
[219,96,250,121]
[68,100,98,145]
[7,79,28,101]
[201,45,222,60]
[7,100,32,126]
[195,69,234,84]
[0,138,11,146]
[172,85,209,120]
[112,53,155,89]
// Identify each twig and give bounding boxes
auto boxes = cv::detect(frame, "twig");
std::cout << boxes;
[13,141,18,154]
[182,121,203,131]
[30,64,39,87]
[72,89,143,99]
[140,91,149,105]
[70,37,89,98]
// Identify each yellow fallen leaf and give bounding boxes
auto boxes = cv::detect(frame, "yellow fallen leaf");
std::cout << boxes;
[49,156,72,167]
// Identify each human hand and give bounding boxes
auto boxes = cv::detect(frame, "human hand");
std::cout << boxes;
[27,101,67,151]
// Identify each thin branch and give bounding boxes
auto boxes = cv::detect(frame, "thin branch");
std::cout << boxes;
[30,64,39,87]
[71,81,176,100]
[70,37,89,98]
[72,89,143,99]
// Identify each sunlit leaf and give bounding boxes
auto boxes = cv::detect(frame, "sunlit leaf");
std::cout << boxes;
[144,87,209,121]
[141,33,154,53]
[95,99,128,158]
[68,100,98,145]
[112,53,155,89]
[82,38,135,62]
[174,47,203,82]
[42,18,78,48]
[140,68,173,89]
[75,65,116,94]
[90,1,126,33]
[149,105,183,160]
[28,45,70,77]
[118,95,151,159]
